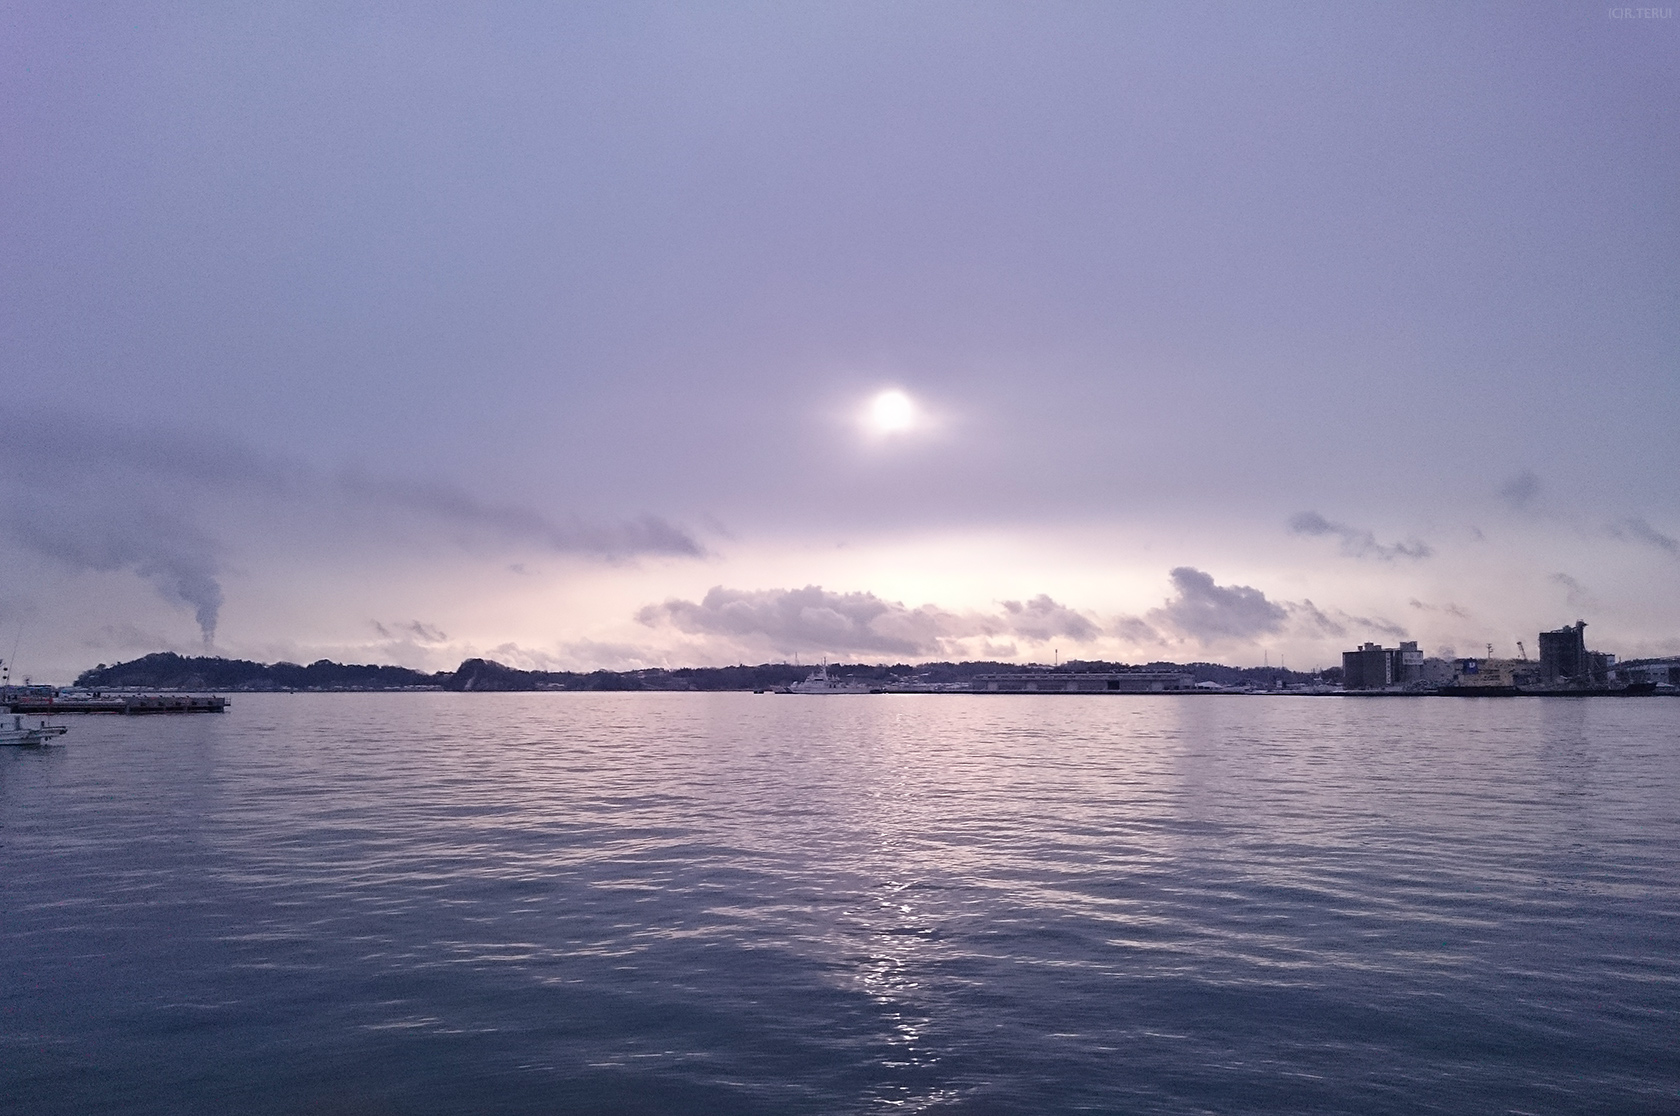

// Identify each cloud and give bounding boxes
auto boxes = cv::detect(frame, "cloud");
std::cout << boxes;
[643,572,1415,662]
[372,620,450,644]
[406,621,449,643]
[1330,611,1408,640]
[999,594,1100,642]
[1498,471,1541,511]
[1409,598,1471,619]
[1112,616,1166,644]
[2,493,224,643]
[636,585,1100,659]
[1113,570,1405,649]
[8,419,705,559]
[638,585,958,657]
[335,471,703,558]
[1144,567,1288,644]
[1609,517,1679,558]
[1288,512,1432,560]
[0,415,703,642]
[1287,598,1346,638]
[1550,573,1592,607]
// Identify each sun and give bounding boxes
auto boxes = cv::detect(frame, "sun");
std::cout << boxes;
[867,389,916,435]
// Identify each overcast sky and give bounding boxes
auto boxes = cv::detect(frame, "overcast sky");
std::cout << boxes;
[3,2,1676,681]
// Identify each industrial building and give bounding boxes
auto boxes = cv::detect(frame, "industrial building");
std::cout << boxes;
[1617,658,1680,689]
[1341,618,1647,694]
[1537,621,1621,687]
[1342,641,1426,690]
[1539,621,1588,684]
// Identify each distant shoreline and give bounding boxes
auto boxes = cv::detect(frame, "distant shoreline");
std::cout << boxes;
[69,651,1327,694]
[47,652,1678,698]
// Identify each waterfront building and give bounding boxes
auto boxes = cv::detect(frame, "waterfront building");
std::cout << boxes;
[1617,658,1680,689]
[1341,641,1425,690]
[1394,641,1425,684]
[1539,621,1588,683]
[1342,643,1392,690]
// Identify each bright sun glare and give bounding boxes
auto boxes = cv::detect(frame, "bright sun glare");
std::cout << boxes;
[868,389,916,435]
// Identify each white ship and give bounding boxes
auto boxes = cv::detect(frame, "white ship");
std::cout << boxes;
[0,712,69,746]
[784,665,879,694]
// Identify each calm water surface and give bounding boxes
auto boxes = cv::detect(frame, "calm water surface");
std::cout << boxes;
[3,693,1678,1114]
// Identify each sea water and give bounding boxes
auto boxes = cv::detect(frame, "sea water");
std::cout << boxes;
[2,693,1677,1114]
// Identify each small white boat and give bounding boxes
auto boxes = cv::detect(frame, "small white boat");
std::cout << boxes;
[784,665,879,694]
[0,712,69,746]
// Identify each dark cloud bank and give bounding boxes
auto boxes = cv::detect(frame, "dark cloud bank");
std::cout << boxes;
[0,418,701,642]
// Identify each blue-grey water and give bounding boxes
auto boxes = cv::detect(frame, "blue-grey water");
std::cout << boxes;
[3,693,1678,1114]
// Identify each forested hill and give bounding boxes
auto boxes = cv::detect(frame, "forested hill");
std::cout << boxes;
[75,653,445,691]
[73,653,822,692]
[74,653,1331,692]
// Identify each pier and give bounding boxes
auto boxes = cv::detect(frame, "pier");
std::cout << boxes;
[3,693,228,714]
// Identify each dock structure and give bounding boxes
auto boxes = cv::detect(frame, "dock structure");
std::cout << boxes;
[971,671,1195,693]
[4,693,228,714]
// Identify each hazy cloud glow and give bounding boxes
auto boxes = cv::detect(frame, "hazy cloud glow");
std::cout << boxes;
[1,4,1675,678]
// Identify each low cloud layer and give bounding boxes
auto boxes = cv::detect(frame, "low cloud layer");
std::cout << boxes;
[0,417,702,643]
[1117,568,1406,648]
[1289,512,1432,561]
[638,570,1410,661]
[639,585,954,658]
[636,586,1101,659]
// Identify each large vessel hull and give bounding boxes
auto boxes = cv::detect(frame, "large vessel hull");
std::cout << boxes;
[1438,682,1658,697]
[0,714,69,745]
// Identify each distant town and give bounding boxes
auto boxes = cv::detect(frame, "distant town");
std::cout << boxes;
[4,617,1671,701]
[1339,620,1677,696]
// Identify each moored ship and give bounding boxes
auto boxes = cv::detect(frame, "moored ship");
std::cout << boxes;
[785,666,879,694]
[1437,657,1537,697]
[0,712,69,746]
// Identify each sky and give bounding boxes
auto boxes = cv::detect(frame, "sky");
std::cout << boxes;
[2,2,1677,682]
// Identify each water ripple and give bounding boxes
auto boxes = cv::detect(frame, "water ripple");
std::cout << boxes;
[2,693,1678,1113]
